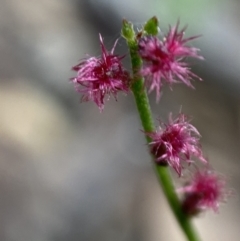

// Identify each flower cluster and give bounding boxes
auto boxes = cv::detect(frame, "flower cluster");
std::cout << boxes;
[138,22,203,101]
[146,113,228,213]
[71,18,229,216]
[146,113,206,176]
[71,34,130,111]
[180,170,227,214]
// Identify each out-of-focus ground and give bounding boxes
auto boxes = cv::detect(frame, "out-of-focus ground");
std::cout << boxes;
[1,1,240,241]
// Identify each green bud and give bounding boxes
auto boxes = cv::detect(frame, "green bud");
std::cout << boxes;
[143,16,159,36]
[121,19,135,41]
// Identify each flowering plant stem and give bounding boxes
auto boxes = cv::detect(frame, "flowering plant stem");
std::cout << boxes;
[123,21,201,241]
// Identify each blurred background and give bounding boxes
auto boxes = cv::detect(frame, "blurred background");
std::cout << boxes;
[1,0,240,240]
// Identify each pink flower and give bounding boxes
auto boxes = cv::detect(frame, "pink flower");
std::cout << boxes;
[71,34,130,111]
[138,22,203,101]
[180,170,227,214]
[146,114,206,176]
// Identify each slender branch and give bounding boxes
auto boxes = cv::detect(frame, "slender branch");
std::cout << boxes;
[122,18,201,241]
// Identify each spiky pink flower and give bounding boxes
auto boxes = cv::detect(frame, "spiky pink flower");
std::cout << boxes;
[146,114,206,176]
[71,34,130,111]
[138,22,203,101]
[180,170,227,214]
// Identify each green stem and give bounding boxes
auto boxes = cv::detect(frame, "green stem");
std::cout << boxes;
[122,20,201,241]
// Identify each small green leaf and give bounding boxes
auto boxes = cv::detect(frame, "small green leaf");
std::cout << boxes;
[144,16,159,36]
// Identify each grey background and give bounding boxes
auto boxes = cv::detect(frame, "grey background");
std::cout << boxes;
[1,1,240,241]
